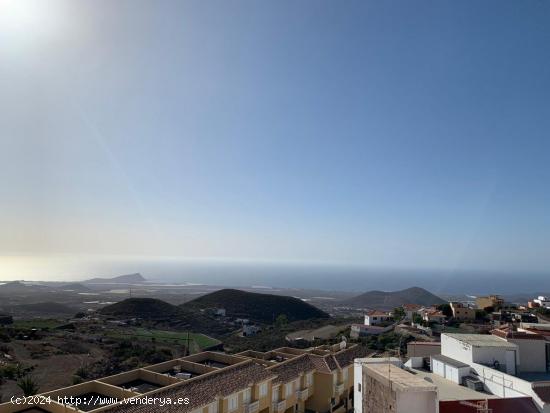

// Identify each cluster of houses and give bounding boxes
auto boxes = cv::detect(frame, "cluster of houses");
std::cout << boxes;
[351,294,548,340]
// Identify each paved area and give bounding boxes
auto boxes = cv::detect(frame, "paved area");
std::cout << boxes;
[409,368,498,401]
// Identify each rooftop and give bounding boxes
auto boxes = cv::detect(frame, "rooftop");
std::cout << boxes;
[439,398,539,413]
[365,364,437,393]
[432,354,470,369]
[410,368,497,401]
[444,333,517,349]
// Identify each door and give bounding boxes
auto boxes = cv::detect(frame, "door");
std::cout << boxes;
[505,350,516,375]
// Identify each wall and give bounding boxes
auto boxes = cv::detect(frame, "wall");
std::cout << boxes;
[471,346,518,373]
[407,343,440,358]
[507,338,547,373]
[441,335,473,364]
[396,390,437,413]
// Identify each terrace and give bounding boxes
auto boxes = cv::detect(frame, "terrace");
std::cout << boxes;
[99,368,177,393]
[182,351,247,369]
[144,358,217,379]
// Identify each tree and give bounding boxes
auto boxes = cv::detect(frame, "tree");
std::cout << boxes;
[275,314,288,328]
[393,307,405,321]
[437,304,453,318]
[17,375,39,396]
[412,313,423,325]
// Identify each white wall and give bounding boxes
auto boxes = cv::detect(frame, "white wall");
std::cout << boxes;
[353,360,363,413]
[396,390,437,413]
[471,347,518,374]
[507,339,547,373]
[441,335,474,364]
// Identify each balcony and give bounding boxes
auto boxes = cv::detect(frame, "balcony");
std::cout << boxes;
[245,400,259,413]
[296,388,309,401]
[272,400,286,413]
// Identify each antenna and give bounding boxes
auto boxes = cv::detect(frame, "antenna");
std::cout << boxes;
[459,399,492,413]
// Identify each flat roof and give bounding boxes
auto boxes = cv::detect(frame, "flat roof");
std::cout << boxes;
[408,341,441,346]
[432,354,470,369]
[365,364,437,393]
[444,333,517,349]
[410,368,497,401]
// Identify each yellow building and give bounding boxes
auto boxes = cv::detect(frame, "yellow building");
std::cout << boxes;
[475,295,504,311]
[0,344,366,413]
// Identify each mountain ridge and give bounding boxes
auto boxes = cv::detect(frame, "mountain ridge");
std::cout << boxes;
[346,286,445,310]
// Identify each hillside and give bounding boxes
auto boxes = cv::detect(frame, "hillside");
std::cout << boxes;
[346,287,445,310]
[0,281,52,295]
[13,302,78,315]
[99,298,180,318]
[185,289,329,323]
[59,283,92,292]
[84,273,147,284]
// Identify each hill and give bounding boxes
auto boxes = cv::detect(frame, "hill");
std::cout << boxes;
[84,273,147,284]
[185,289,329,323]
[99,298,179,319]
[0,281,52,295]
[346,287,445,310]
[59,283,92,292]
[13,302,78,315]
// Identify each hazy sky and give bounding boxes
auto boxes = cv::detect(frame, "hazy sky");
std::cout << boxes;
[1,0,550,279]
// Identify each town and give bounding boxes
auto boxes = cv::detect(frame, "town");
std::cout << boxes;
[2,288,550,413]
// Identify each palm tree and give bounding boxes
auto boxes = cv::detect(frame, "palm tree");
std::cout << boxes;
[17,375,39,396]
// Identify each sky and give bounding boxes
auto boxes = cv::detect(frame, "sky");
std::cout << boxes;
[1,0,550,281]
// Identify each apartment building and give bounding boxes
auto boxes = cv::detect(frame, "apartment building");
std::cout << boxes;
[0,344,366,413]
[475,295,504,311]
[449,302,476,321]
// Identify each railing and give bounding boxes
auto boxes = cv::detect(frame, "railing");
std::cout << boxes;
[245,400,259,413]
[296,388,309,401]
[334,383,345,395]
[272,400,286,413]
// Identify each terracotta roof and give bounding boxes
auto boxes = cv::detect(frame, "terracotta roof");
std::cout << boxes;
[491,326,545,340]
[333,345,369,368]
[268,354,316,384]
[104,360,275,413]
[366,310,389,317]
[439,398,539,413]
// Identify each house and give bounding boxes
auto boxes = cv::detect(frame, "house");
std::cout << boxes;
[450,302,476,321]
[407,341,441,358]
[350,323,393,338]
[421,308,446,324]
[402,304,422,320]
[354,358,437,413]
[1,344,367,413]
[242,325,261,337]
[534,296,550,309]
[475,295,504,311]
[364,310,392,326]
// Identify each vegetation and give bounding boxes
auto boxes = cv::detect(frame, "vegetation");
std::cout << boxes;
[346,287,445,310]
[100,298,181,319]
[393,307,405,321]
[106,328,220,350]
[186,289,329,323]
[360,332,412,354]
[17,375,39,396]
[437,303,453,318]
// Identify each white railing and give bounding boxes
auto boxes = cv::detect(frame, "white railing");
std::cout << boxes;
[245,400,259,413]
[272,400,286,413]
[335,383,345,395]
[296,388,309,401]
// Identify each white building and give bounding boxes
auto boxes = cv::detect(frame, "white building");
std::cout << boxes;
[354,358,437,413]
[534,296,550,309]
[364,310,392,326]
[430,354,471,385]
[440,333,519,375]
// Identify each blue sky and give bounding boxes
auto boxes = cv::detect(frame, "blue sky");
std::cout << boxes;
[1,0,550,279]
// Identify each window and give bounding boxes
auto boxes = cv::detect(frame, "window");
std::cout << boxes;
[209,403,218,413]
[259,382,268,397]
[285,382,293,397]
[358,383,361,392]
[306,372,313,387]
[243,388,251,403]
[228,395,238,412]
[272,386,279,402]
